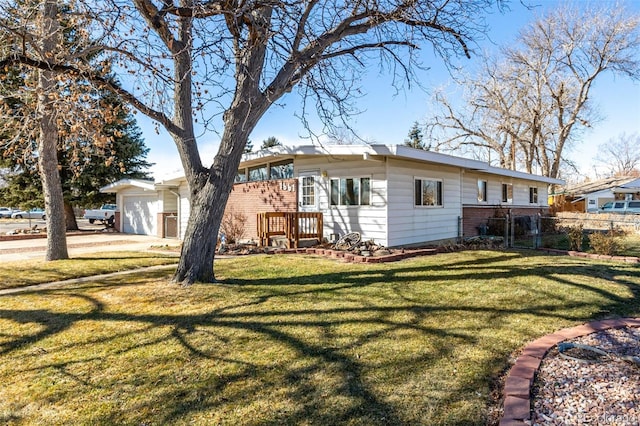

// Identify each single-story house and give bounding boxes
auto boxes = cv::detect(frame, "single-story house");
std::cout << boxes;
[101,144,563,247]
[551,176,640,213]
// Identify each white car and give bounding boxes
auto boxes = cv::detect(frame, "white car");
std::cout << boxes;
[600,200,640,214]
[11,208,46,220]
[0,207,15,218]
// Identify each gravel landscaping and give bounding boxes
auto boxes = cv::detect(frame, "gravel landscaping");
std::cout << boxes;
[531,327,640,425]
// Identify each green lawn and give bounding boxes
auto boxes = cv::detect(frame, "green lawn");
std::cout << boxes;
[0,252,178,290]
[0,250,639,425]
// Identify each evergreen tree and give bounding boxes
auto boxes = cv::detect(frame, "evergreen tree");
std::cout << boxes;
[0,2,150,237]
[404,122,428,150]
[261,136,282,149]
[0,87,152,229]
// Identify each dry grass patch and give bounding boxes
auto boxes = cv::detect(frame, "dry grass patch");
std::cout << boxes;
[0,250,639,425]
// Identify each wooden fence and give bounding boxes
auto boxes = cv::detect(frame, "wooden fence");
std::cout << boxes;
[257,212,323,248]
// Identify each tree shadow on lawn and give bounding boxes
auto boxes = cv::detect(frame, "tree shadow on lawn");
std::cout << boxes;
[222,251,639,319]
[0,251,639,425]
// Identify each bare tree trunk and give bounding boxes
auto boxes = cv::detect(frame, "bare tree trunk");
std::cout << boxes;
[64,202,78,231]
[37,0,68,260]
[171,4,270,285]
[172,130,248,284]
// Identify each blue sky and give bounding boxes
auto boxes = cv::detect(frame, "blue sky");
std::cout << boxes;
[142,0,640,181]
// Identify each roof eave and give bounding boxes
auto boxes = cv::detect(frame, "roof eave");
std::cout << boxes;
[100,179,156,193]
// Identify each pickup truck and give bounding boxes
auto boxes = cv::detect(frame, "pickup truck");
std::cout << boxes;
[83,204,117,225]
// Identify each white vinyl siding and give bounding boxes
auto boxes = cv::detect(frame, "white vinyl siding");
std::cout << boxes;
[386,159,461,247]
[463,173,548,207]
[295,156,388,246]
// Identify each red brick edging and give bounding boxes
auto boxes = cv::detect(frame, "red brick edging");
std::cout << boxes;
[268,247,440,263]
[539,248,639,264]
[499,317,640,425]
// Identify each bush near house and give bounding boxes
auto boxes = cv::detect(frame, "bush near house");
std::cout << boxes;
[220,207,248,244]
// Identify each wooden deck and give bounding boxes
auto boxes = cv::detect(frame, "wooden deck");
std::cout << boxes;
[257,212,323,248]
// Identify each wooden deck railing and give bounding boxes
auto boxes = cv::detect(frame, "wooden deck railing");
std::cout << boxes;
[257,212,323,248]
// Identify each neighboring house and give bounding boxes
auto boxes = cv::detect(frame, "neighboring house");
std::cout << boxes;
[101,144,563,247]
[552,176,640,213]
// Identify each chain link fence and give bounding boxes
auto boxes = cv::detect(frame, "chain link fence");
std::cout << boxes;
[472,212,640,253]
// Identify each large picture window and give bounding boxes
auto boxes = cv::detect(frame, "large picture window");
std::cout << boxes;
[415,179,443,206]
[330,177,371,206]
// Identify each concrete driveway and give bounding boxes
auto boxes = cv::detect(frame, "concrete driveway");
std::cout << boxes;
[0,233,180,262]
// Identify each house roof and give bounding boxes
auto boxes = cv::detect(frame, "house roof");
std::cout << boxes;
[559,176,640,196]
[101,144,564,193]
[100,178,157,193]
[242,144,564,185]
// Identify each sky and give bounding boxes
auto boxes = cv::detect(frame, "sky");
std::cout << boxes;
[140,0,640,182]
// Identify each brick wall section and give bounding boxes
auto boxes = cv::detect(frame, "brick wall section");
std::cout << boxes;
[225,179,298,242]
[114,211,121,232]
[462,206,550,238]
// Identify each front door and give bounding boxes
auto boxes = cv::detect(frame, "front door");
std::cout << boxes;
[298,170,319,212]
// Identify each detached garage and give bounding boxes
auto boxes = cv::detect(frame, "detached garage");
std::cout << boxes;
[100,178,180,238]
[122,195,158,235]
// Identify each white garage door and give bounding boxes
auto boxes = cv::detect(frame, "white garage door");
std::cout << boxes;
[122,195,158,235]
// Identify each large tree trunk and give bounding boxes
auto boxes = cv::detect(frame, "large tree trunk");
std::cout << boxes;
[37,0,68,260]
[172,130,250,285]
[172,177,227,285]
[170,4,272,285]
[64,201,79,231]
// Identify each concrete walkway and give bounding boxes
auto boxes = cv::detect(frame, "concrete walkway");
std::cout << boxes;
[0,264,178,295]
[0,233,179,262]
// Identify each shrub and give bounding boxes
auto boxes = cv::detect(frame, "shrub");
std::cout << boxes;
[220,208,247,244]
[588,228,626,256]
[566,225,584,251]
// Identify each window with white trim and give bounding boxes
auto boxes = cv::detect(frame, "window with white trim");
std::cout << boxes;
[301,176,315,207]
[502,183,513,203]
[477,180,487,202]
[414,178,443,206]
[529,187,538,204]
[330,177,371,206]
